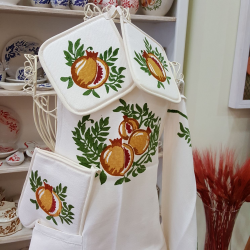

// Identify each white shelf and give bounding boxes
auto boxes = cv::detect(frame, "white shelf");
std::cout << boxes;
[0,158,31,174]
[0,227,32,244]
[0,4,176,22]
[0,89,56,96]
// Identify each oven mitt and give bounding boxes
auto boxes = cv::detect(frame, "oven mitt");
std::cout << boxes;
[18,148,99,235]
[29,220,82,250]
[38,8,134,116]
[118,7,181,104]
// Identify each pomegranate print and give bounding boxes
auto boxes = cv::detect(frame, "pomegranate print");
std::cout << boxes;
[128,127,151,155]
[73,99,161,186]
[71,50,109,89]
[134,38,171,88]
[61,39,126,98]
[100,138,134,176]
[140,0,156,7]
[119,115,139,140]
[36,182,62,217]
[30,171,74,225]
[121,0,139,14]
[142,51,167,82]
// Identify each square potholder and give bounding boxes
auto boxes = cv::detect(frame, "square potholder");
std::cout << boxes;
[120,14,181,103]
[18,148,99,235]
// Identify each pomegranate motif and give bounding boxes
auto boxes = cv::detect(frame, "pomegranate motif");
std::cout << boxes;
[142,51,167,82]
[71,50,109,89]
[128,127,151,155]
[36,182,62,217]
[140,0,156,7]
[100,138,134,176]
[119,116,139,140]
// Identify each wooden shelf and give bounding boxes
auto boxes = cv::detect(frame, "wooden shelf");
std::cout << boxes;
[0,89,56,96]
[0,158,31,174]
[0,4,176,22]
[0,227,32,244]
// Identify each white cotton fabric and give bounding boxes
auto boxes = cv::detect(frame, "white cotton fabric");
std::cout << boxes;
[161,97,197,250]
[120,16,181,104]
[18,148,99,235]
[39,14,134,116]
[29,221,82,250]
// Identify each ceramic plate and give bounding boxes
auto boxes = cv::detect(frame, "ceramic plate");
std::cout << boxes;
[6,77,46,83]
[0,145,18,159]
[0,82,25,91]
[2,36,41,78]
[37,83,53,91]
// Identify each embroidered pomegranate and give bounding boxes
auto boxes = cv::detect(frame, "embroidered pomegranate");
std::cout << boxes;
[142,51,166,82]
[140,0,156,7]
[119,116,139,140]
[71,50,109,89]
[128,127,151,155]
[100,138,134,176]
[36,182,62,217]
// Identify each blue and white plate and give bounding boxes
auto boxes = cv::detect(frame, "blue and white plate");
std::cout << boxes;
[37,83,53,91]
[2,36,41,78]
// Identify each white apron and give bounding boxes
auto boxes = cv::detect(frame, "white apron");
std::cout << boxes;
[18,6,197,250]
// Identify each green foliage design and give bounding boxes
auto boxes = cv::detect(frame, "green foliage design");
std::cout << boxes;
[72,115,111,185]
[113,99,161,185]
[60,39,126,98]
[29,171,74,226]
[167,109,192,147]
[134,37,171,88]
[141,0,162,11]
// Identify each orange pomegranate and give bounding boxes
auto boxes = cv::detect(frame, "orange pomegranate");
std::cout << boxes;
[100,138,134,176]
[142,51,167,82]
[36,182,62,217]
[71,50,109,89]
[119,116,139,140]
[128,127,151,155]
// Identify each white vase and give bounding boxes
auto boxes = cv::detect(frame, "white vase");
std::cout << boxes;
[30,0,51,8]
[69,0,88,10]
[120,0,139,14]
[141,0,174,16]
[51,0,69,9]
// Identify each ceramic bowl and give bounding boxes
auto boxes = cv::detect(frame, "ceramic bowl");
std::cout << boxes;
[0,201,22,237]
[92,0,118,9]
[15,67,25,81]
[51,0,69,9]
[6,151,25,166]
[30,0,51,7]
[0,82,25,91]
[69,0,88,10]
[0,71,6,82]
[120,0,139,14]
[0,0,20,5]
[141,0,174,16]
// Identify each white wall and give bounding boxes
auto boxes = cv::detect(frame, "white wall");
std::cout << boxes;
[184,0,250,249]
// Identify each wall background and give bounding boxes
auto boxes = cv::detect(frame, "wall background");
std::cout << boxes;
[184,0,250,249]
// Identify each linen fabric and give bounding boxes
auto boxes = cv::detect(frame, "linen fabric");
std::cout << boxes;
[18,148,99,235]
[161,97,197,250]
[29,221,82,250]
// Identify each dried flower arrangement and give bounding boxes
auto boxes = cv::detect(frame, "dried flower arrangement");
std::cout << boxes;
[193,149,250,250]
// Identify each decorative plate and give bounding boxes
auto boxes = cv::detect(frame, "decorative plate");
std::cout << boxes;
[6,77,46,84]
[0,146,18,159]
[2,36,41,78]
[37,83,53,91]
[0,82,25,91]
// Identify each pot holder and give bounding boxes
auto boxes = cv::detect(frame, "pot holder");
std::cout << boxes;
[29,221,82,250]
[118,8,181,103]
[38,11,134,116]
[18,148,99,235]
